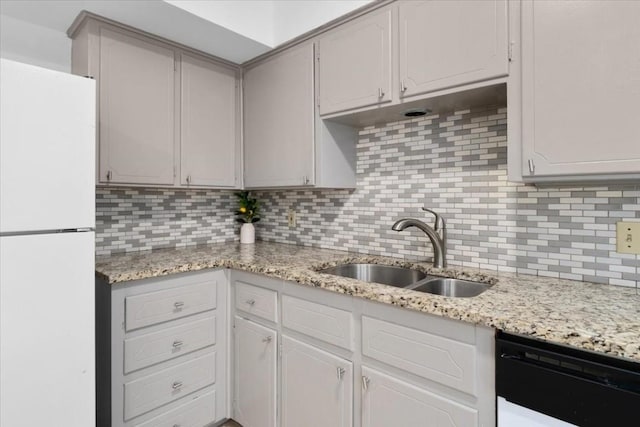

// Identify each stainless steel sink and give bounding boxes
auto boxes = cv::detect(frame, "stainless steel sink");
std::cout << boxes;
[320,263,434,288]
[409,278,491,298]
[320,263,491,297]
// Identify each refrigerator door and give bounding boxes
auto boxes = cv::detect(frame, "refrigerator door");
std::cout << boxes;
[0,59,95,233]
[0,232,95,427]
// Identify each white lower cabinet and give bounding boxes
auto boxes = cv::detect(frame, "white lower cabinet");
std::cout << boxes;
[233,316,277,427]
[281,336,353,427]
[135,390,216,427]
[229,270,495,427]
[97,270,227,427]
[361,366,478,427]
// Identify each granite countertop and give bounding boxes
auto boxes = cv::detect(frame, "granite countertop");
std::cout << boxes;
[95,241,640,362]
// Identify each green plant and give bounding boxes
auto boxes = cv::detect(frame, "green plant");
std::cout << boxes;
[234,191,260,223]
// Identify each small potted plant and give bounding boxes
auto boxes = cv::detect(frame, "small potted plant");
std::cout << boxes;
[234,191,260,244]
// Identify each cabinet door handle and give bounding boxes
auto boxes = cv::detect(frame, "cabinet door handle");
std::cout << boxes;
[174,301,185,309]
[337,367,346,380]
[106,170,112,181]
[262,335,273,343]
[172,340,183,349]
[378,87,384,98]
[528,159,535,174]
[361,375,370,391]
[245,299,256,306]
[172,381,183,390]
[400,80,407,93]
[303,176,310,185]
[186,175,191,184]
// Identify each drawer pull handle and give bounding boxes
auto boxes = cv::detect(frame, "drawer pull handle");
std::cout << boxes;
[262,336,272,343]
[337,367,346,380]
[174,301,184,309]
[245,299,256,306]
[173,424,181,427]
[172,381,183,390]
[172,340,183,349]
[362,376,370,391]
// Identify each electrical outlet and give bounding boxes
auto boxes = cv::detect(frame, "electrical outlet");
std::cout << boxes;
[616,222,640,255]
[287,209,297,228]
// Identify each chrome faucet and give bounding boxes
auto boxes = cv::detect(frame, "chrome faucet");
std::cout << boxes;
[391,208,447,268]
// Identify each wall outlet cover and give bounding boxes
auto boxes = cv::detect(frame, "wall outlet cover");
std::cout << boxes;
[616,221,640,255]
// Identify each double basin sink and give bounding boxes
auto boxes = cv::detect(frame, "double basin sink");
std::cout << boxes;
[320,263,491,298]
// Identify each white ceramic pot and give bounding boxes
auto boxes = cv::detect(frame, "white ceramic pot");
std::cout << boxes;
[240,222,255,244]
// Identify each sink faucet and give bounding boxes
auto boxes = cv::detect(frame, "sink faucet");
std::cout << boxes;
[391,208,447,268]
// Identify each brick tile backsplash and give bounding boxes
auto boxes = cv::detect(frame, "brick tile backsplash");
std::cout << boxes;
[96,105,639,287]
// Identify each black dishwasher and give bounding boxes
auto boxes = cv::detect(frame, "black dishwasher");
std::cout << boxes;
[496,331,640,427]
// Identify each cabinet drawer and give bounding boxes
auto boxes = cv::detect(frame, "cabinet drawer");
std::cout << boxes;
[235,281,278,322]
[362,317,476,395]
[124,315,216,373]
[282,295,353,350]
[126,281,216,331]
[124,352,216,420]
[135,389,216,427]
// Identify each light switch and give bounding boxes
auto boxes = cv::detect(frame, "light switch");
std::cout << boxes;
[616,222,640,255]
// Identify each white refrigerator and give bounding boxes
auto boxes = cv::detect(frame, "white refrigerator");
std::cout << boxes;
[0,59,96,427]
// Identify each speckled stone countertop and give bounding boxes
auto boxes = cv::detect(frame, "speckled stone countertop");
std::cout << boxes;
[95,241,640,362]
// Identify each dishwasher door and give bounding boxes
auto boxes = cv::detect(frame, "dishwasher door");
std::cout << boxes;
[496,332,640,427]
[498,397,575,427]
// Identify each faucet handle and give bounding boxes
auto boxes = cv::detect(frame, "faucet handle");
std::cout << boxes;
[421,208,445,231]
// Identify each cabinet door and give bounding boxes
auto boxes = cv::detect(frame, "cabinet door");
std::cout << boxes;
[281,336,352,427]
[361,367,478,427]
[318,9,392,115]
[399,0,508,98]
[520,0,640,178]
[99,27,175,185]
[244,43,315,187]
[180,53,238,187]
[233,317,276,427]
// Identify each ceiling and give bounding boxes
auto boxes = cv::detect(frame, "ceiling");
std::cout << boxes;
[0,0,373,64]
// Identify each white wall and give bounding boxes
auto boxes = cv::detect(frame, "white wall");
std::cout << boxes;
[0,14,71,72]
[165,0,373,47]
[272,0,372,45]
[165,0,277,46]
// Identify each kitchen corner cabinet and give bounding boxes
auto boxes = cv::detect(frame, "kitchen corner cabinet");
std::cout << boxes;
[510,0,640,182]
[233,316,277,427]
[69,14,241,188]
[243,42,357,189]
[318,9,393,116]
[95,269,228,427]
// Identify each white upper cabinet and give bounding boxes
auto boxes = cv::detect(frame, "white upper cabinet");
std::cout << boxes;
[70,14,241,189]
[398,0,509,99]
[318,9,393,115]
[244,42,357,189]
[244,43,316,188]
[317,1,509,119]
[180,53,238,187]
[517,0,640,180]
[99,28,175,185]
